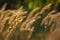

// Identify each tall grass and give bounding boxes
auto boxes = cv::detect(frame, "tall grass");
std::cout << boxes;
[0,3,60,40]
[41,8,60,40]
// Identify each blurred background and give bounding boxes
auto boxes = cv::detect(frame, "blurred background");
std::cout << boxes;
[0,0,60,10]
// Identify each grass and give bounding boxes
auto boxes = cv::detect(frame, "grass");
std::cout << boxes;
[0,3,60,40]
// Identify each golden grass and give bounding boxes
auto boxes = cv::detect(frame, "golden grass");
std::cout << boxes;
[0,3,41,40]
[0,3,60,40]
[41,9,60,40]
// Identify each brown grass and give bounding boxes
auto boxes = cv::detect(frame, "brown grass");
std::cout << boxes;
[0,3,41,40]
[41,10,60,40]
[0,3,60,40]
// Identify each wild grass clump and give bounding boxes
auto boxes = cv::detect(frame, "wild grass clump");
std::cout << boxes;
[0,3,60,40]
[41,7,60,40]
[0,3,41,40]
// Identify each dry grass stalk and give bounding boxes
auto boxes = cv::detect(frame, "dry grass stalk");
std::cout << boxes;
[0,17,9,33]
[27,7,39,19]
[3,16,25,40]
[20,8,40,30]
[0,13,4,22]
[41,10,56,26]
[9,6,24,24]
[41,11,60,31]
[8,7,27,24]
[40,8,60,40]
[0,5,27,40]
[19,8,41,40]
[0,3,54,40]
[0,9,17,33]
[27,27,34,40]
[0,3,7,11]
[41,10,60,40]
[3,16,25,35]
[40,3,52,14]
[49,12,60,32]
[1,6,27,40]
